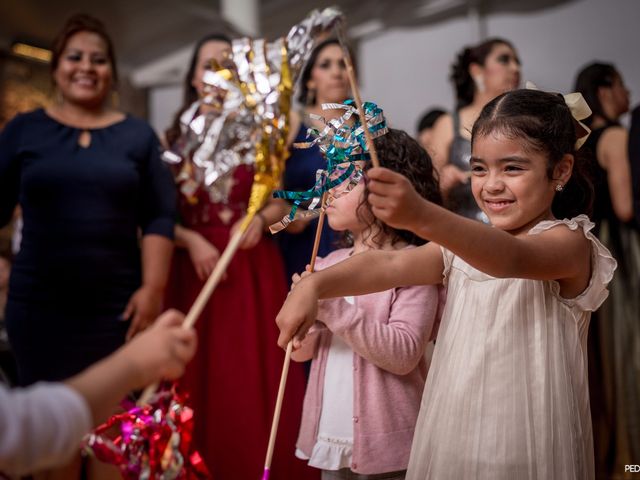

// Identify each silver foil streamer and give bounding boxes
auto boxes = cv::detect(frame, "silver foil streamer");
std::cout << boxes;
[162,7,344,204]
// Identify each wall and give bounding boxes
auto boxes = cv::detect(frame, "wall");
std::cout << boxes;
[359,14,474,135]
[149,84,182,137]
[358,0,640,133]
[148,0,640,136]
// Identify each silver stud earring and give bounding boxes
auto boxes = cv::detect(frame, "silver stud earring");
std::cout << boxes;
[555,183,564,192]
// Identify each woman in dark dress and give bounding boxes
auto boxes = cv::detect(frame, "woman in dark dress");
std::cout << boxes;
[0,14,175,480]
[277,39,352,282]
[575,62,639,479]
[429,38,520,222]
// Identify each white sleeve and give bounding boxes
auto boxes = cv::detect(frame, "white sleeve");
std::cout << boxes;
[0,382,92,475]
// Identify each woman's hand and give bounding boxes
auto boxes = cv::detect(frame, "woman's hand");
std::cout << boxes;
[284,215,314,234]
[123,285,164,341]
[367,167,429,232]
[185,231,221,281]
[276,276,319,350]
[230,213,265,250]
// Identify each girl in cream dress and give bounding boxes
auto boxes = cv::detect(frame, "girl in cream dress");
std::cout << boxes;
[275,89,616,480]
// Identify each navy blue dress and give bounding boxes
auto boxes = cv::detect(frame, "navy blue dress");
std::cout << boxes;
[276,123,338,282]
[0,109,176,385]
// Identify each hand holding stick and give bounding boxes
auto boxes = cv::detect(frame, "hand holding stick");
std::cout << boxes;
[262,191,328,480]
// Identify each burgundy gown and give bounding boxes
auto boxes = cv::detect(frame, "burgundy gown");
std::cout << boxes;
[166,165,317,479]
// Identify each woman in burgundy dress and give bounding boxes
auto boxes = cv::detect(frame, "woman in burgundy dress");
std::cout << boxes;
[164,34,316,479]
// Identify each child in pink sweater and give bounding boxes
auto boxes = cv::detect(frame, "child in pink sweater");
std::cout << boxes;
[292,129,445,479]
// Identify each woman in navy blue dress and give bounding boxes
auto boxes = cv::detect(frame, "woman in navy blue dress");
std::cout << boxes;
[277,39,352,282]
[0,14,175,479]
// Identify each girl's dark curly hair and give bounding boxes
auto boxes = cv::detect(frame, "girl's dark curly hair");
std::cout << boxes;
[472,89,594,219]
[342,128,442,248]
[450,38,515,109]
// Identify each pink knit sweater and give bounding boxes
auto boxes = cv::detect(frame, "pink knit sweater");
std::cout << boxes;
[294,248,445,474]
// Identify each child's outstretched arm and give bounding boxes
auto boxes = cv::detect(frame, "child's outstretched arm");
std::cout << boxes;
[0,310,196,475]
[317,284,441,375]
[67,309,197,424]
[367,167,592,296]
[276,243,444,348]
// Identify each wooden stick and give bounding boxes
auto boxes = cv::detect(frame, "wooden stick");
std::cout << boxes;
[181,225,245,329]
[308,192,328,272]
[138,218,250,405]
[262,192,328,479]
[336,29,380,168]
[261,341,292,480]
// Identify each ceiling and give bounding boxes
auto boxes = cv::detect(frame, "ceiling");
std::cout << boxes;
[0,0,575,86]
[0,0,233,71]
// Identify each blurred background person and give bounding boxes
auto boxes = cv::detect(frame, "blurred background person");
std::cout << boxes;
[629,104,640,229]
[415,107,446,155]
[0,14,176,480]
[575,61,640,480]
[429,38,521,221]
[163,33,316,480]
[277,38,353,283]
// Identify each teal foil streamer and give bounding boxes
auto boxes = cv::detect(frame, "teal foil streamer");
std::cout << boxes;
[272,100,388,226]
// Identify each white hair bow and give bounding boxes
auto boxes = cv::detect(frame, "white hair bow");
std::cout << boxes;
[525,81,592,149]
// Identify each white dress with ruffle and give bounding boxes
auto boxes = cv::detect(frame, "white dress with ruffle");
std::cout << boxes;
[407,216,616,480]
[295,331,355,469]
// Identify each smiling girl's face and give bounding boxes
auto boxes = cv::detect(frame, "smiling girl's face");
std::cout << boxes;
[470,132,572,235]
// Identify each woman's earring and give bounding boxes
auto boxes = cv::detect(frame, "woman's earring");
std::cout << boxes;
[473,75,485,94]
[555,183,564,192]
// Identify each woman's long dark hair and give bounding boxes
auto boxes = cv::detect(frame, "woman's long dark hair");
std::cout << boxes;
[472,89,594,219]
[573,62,620,127]
[165,33,232,147]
